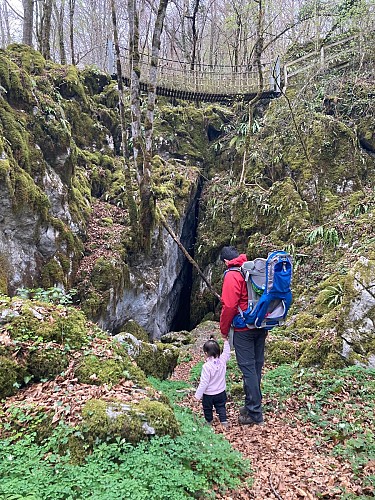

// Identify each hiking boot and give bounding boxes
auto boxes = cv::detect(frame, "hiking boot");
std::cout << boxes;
[238,414,264,426]
[239,406,248,416]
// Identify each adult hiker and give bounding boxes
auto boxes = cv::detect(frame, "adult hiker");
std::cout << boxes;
[219,246,266,426]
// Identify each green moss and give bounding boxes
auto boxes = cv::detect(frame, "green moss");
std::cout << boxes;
[90,257,123,292]
[41,259,65,288]
[135,342,179,380]
[0,254,9,294]
[79,396,179,452]
[121,320,149,342]
[7,44,46,75]
[81,67,111,96]
[0,356,22,399]
[75,354,132,386]
[152,155,200,218]
[0,100,31,171]
[322,352,347,369]
[27,348,68,381]
[52,65,87,102]
[266,340,300,365]
[80,398,144,445]
[298,328,343,368]
[8,302,88,348]
[135,399,180,438]
[0,49,33,104]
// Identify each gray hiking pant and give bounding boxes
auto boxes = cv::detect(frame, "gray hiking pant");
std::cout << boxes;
[233,328,267,423]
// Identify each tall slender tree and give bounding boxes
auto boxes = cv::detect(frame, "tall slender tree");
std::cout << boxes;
[110,0,138,236]
[141,0,169,250]
[22,0,34,46]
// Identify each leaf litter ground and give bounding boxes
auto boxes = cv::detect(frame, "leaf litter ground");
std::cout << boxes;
[171,331,373,499]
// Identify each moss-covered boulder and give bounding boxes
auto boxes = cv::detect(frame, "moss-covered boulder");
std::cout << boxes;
[27,347,68,382]
[3,300,89,349]
[116,334,179,380]
[77,397,179,450]
[75,352,148,387]
[0,356,24,399]
[266,339,301,365]
[121,319,149,342]
[160,330,192,347]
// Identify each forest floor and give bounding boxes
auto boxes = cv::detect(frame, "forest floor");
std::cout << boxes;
[171,329,372,499]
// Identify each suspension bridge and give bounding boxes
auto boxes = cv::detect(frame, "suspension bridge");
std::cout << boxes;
[108,33,367,104]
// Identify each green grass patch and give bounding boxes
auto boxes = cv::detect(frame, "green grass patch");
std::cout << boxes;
[0,378,252,499]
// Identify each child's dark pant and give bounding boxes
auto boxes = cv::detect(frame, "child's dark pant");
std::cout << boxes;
[202,390,227,423]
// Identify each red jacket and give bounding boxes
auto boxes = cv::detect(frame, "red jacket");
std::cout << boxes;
[219,254,249,336]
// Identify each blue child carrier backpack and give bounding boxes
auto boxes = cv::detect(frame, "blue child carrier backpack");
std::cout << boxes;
[232,250,293,330]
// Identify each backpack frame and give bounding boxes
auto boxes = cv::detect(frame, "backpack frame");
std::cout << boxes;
[230,250,293,330]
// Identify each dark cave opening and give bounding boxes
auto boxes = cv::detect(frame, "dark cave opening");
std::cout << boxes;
[169,181,202,332]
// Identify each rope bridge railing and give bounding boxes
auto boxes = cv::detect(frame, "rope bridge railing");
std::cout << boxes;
[105,31,373,101]
[107,44,281,96]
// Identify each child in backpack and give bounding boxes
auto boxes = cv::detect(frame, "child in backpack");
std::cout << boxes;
[194,337,231,427]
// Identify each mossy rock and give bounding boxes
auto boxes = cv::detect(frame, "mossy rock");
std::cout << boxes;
[75,352,147,387]
[0,254,9,294]
[52,65,87,102]
[298,330,342,368]
[79,397,179,449]
[75,354,130,386]
[7,44,46,75]
[132,341,179,380]
[0,49,34,105]
[7,301,89,349]
[135,399,180,438]
[90,256,124,292]
[81,67,111,96]
[27,348,68,381]
[266,340,300,365]
[81,399,144,445]
[229,383,244,401]
[121,319,149,342]
[0,356,24,399]
[160,330,192,347]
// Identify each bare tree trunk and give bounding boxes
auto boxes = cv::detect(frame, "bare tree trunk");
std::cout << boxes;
[189,0,200,70]
[54,0,66,64]
[233,4,242,72]
[39,0,53,59]
[22,0,34,46]
[239,0,265,185]
[141,0,169,250]
[110,0,138,233]
[128,0,144,248]
[181,0,190,64]
[69,0,75,65]
[128,0,142,165]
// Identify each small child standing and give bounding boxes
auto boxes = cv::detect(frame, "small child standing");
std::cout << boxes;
[194,338,231,427]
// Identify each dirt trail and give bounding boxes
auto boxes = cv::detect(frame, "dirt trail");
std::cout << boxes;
[172,348,364,499]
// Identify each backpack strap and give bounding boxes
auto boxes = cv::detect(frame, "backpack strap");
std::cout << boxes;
[223,267,248,319]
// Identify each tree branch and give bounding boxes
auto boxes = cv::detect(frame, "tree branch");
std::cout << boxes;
[156,204,221,301]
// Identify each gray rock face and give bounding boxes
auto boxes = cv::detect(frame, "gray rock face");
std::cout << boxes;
[95,177,200,338]
[98,215,193,338]
[0,165,81,293]
[341,257,375,367]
